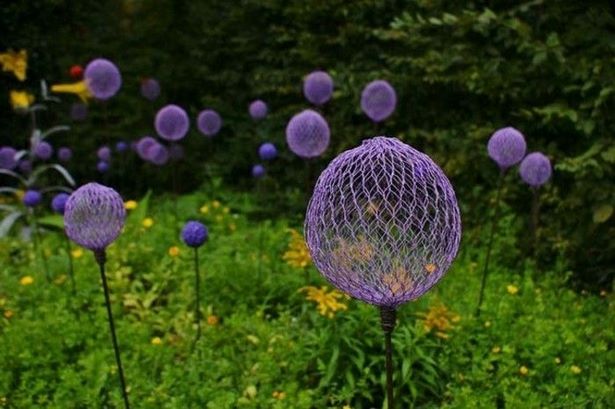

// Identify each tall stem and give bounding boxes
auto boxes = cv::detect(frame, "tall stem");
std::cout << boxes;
[380,307,397,409]
[95,250,131,409]
[476,171,505,317]
[63,234,76,295]
[530,187,540,257]
[30,210,50,282]
[193,248,202,345]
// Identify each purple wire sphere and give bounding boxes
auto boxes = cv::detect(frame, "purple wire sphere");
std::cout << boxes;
[519,152,552,188]
[141,78,160,101]
[58,147,72,162]
[70,103,88,122]
[84,58,122,100]
[23,190,42,207]
[0,147,18,170]
[361,80,397,123]
[303,70,334,106]
[305,136,461,308]
[64,183,126,251]
[155,104,190,141]
[285,109,330,159]
[136,136,157,160]
[487,127,527,170]
[97,161,110,173]
[34,141,53,160]
[258,142,277,161]
[97,146,112,162]
[249,100,268,120]
[51,193,70,215]
[116,141,128,153]
[181,221,209,248]
[197,109,222,137]
[145,142,169,166]
[252,164,266,178]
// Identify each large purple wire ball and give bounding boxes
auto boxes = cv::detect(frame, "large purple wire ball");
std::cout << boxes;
[58,147,72,162]
[519,152,552,188]
[136,136,157,160]
[249,100,268,120]
[23,190,42,207]
[70,103,88,122]
[0,147,18,170]
[303,70,334,106]
[97,146,112,162]
[181,221,208,248]
[258,142,277,161]
[305,136,462,308]
[145,142,169,166]
[84,58,122,100]
[360,80,397,123]
[141,78,160,101]
[51,193,70,215]
[155,104,189,141]
[64,183,126,251]
[197,109,222,137]
[487,127,527,170]
[252,164,266,178]
[97,161,110,173]
[285,109,330,159]
[34,141,53,160]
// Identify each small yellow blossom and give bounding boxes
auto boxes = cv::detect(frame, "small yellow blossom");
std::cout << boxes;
[484,320,492,328]
[3,310,14,319]
[124,200,138,210]
[492,346,501,354]
[600,290,607,297]
[283,229,311,268]
[212,200,221,209]
[272,391,286,400]
[300,286,348,318]
[244,385,257,399]
[142,217,154,228]
[570,365,581,374]
[71,248,84,259]
[420,303,460,339]
[151,337,162,345]
[14,189,25,200]
[10,90,34,110]
[228,223,236,232]
[519,366,529,376]
[507,284,519,295]
[19,276,34,286]
[51,80,92,103]
[223,207,230,214]
[200,205,209,214]
[207,315,219,326]
[168,246,180,257]
[554,357,561,364]
[0,49,27,81]
[54,275,67,285]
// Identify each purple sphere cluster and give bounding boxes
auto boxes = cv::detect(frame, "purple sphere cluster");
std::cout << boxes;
[0,147,17,170]
[23,190,42,207]
[197,109,222,137]
[303,70,334,106]
[51,193,70,215]
[34,141,53,160]
[360,80,397,123]
[181,221,209,248]
[249,100,268,120]
[141,78,160,101]
[84,58,122,100]
[487,127,527,170]
[258,142,277,161]
[520,152,552,188]
[64,183,126,251]
[155,104,189,141]
[136,136,169,165]
[285,109,330,159]
[305,136,461,307]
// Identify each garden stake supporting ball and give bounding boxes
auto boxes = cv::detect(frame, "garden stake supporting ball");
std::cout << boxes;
[51,192,76,295]
[305,137,461,409]
[519,152,552,255]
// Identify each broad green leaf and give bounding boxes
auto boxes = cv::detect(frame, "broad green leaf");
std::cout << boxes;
[593,205,613,223]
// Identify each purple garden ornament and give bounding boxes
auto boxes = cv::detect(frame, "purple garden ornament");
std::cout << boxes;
[58,147,72,162]
[23,190,42,207]
[286,109,330,159]
[361,80,397,123]
[145,142,169,166]
[303,70,334,106]
[155,104,190,141]
[252,164,266,179]
[24,189,50,280]
[116,141,129,153]
[140,78,160,101]
[0,147,18,170]
[305,136,461,408]
[34,141,53,160]
[197,109,222,137]
[136,136,157,160]
[18,160,32,174]
[520,152,553,254]
[51,193,70,215]
[97,146,112,162]
[258,142,277,161]
[97,161,110,173]
[84,58,122,100]
[249,100,268,120]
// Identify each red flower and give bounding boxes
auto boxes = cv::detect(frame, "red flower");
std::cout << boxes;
[69,64,83,79]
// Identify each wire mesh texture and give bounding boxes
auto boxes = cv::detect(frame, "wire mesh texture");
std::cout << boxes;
[305,137,461,307]
[286,109,330,159]
[360,80,397,123]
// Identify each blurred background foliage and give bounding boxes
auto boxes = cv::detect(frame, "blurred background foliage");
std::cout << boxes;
[1,0,614,287]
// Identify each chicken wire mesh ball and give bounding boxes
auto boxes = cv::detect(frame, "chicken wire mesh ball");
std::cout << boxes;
[197,109,222,137]
[305,136,461,307]
[58,147,72,162]
[285,109,330,159]
[181,221,209,248]
[97,160,110,173]
[34,141,53,160]
[116,141,129,153]
[303,70,334,106]
[520,152,552,188]
[155,104,190,141]
[0,147,18,170]
[84,58,122,100]
[361,80,397,123]
[136,136,157,160]
[249,100,268,120]
[145,142,169,166]
[97,146,111,162]
[141,78,160,101]
[23,190,42,207]
[51,193,70,215]
[487,127,527,170]
[64,183,126,251]
[258,142,277,161]
[252,164,266,178]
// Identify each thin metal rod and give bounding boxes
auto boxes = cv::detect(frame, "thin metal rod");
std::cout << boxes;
[30,211,50,282]
[380,307,397,409]
[530,187,540,256]
[194,248,202,345]
[63,234,76,295]
[96,250,131,409]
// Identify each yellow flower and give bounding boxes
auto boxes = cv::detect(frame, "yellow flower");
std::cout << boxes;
[199,205,209,214]
[272,391,286,400]
[142,217,154,228]
[570,365,581,374]
[484,321,492,328]
[124,200,138,210]
[10,90,34,110]
[228,223,236,232]
[420,303,460,338]
[519,366,529,376]
[207,315,219,326]
[3,310,14,319]
[151,337,162,345]
[554,357,561,364]
[19,275,34,286]
[343,406,352,409]
[71,248,84,259]
[50,80,92,103]
[0,49,27,81]
[492,346,501,354]
[283,229,311,268]
[300,286,348,318]
[507,284,519,295]
[223,207,230,214]
[168,246,180,257]
[212,200,221,209]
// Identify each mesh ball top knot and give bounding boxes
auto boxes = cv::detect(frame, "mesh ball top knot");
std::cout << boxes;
[249,100,268,120]
[285,109,330,159]
[361,80,397,122]
[84,58,122,100]
[197,109,222,137]
[487,127,527,170]
[520,152,552,187]
[155,104,189,141]
[305,136,461,307]
[64,183,125,251]
[303,70,333,106]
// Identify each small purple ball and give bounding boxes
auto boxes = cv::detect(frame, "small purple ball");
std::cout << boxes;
[285,109,330,159]
[258,142,277,161]
[519,152,552,188]
[487,127,527,170]
[140,78,160,101]
[136,136,157,160]
[252,164,266,178]
[303,70,334,106]
[197,109,222,137]
[34,141,53,160]
[18,160,32,174]
[97,161,110,173]
[84,58,122,100]
[361,80,397,122]
[115,141,128,153]
[249,100,268,120]
[23,190,42,207]
[64,182,126,251]
[0,147,18,170]
[58,147,72,162]
[51,193,70,215]
[145,142,169,166]
[97,146,112,162]
[70,103,88,122]
[155,104,190,141]
[181,221,209,248]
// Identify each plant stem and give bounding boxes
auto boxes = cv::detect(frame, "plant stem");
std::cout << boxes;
[380,306,397,409]
[30,210,50,282]
[95,250,131,409]
[63,234,76,295]
[476,171,505,317]
[530,187,540,257]
[193,247,202,345]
